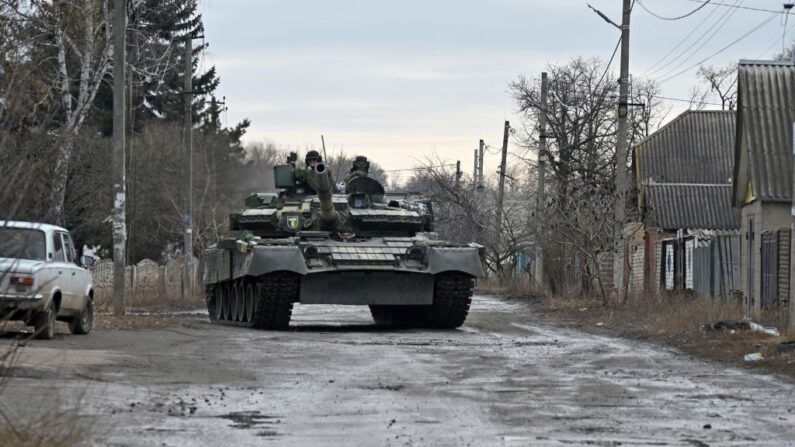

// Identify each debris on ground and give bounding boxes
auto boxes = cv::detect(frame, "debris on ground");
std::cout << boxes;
[743,352,764,362]
[777,341,795,355]
[701,319,780,337]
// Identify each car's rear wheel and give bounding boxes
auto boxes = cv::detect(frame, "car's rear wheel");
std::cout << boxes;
[69,298,94,335]
[34,302,56,340]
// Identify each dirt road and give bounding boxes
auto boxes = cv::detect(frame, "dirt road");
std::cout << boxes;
[2,295,795,446]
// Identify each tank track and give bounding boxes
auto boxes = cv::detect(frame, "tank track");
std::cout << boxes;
[424,273,474,328]
[369,273,474,329]
[205,272,297,330]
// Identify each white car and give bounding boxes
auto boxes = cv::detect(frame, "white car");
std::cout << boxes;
[0,221,94,339]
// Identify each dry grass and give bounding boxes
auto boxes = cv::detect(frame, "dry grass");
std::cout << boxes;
[0,324,92,447]
[0,409,90,447]
[93,313,182,330]
[534,291,795,377]
[94,289,205,313]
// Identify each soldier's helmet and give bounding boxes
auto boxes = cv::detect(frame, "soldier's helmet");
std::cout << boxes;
[350,155,369,173]
[305,150,322,165]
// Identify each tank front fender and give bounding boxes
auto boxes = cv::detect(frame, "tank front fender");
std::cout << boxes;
[426,247,484,277]
[244,246,309,276]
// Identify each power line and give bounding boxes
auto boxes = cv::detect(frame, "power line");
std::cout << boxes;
[637,0,711,20]
[658,11,780,84]
[647,0,741,79]
[641,3,722,75]
[757,9,795,57]
[688,0,793,14]
[596,36,622,89]
[383,164,456,173]
[653,94,724,106]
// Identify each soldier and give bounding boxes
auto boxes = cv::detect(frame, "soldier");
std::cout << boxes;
[305,150,322,169]
[344,155,370,183]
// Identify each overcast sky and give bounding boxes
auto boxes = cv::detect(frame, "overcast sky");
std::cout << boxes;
[201,0,793,180]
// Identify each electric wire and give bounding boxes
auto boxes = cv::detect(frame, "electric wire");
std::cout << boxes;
[596,36,621,90]
[383,164,457,173]
[757,9,795,57]
[646,0,741,80]
[652,94,724,106]
[657,11,780,84]
[687,0,793,14]
[640,3,721,76]
[636,0,711,20]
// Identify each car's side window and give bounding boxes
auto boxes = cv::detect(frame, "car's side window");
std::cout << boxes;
[62,233,75,264]
[52,232,65,262]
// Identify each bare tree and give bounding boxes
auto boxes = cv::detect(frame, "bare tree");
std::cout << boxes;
[696,63,737,110]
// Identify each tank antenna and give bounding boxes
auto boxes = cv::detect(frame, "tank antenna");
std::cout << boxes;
[320,134,328,163]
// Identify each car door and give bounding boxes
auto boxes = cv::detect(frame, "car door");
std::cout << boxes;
[63,232,89,309]
[46,230,72,308]
[58,231,81,311]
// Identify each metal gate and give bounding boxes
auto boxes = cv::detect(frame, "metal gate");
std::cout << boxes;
[760,231,778,309]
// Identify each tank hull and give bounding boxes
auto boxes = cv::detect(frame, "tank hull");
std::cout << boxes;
[200,236,483,306]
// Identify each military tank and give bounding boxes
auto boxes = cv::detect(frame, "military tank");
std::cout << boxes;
[200,154,484,330]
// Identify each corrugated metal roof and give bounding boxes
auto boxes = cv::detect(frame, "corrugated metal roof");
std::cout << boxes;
[635,110,735,184]
[733,60,795,204]
[645,183,740,230]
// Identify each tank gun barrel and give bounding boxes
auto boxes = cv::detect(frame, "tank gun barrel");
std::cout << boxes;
[314,163,340,229]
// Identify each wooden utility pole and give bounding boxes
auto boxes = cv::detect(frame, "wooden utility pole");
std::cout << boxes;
[536,72,549,290]
[495,121,510,264]
[455,160,462,188]
[112,0,126,316]
[612,0,632,302]
[183,36,193,300]
[478,139,485,189]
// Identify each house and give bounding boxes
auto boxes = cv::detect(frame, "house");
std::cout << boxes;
[634,110,740,298]
[731,60,795,319]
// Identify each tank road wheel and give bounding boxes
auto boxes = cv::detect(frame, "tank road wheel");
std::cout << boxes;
[244,282,255,323]
[235,281,246,322]
[249,272,297,330]
[215,283,226,321]
[230,282,240,322]
[423,273,474,329]
[206,285,218,322]
[223,283,233,321]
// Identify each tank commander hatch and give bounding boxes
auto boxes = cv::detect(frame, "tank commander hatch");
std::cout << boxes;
[344,155,371,183]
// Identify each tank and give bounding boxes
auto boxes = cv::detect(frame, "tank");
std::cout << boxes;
[199,155,484,330]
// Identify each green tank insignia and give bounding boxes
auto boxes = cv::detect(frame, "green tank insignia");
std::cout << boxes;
[286,215,300,231]
[201,151,484,330]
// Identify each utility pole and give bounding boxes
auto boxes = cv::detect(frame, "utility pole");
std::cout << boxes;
[536,72,549,290]
[495,121,510,272]
[183,35,193,300]
[455,160,462,189]
[789,121,795,334]
[478,139,485,189]
[472,149,478,189]
[112,0,126,316]
[612,0,632,302]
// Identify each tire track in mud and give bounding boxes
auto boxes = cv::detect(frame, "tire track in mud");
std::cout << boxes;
[1,295,794,446]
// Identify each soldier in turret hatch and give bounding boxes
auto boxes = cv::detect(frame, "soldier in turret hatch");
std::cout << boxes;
[344,155,370,183]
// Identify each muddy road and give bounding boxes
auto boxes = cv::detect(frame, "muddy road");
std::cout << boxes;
[3,295,795,446]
